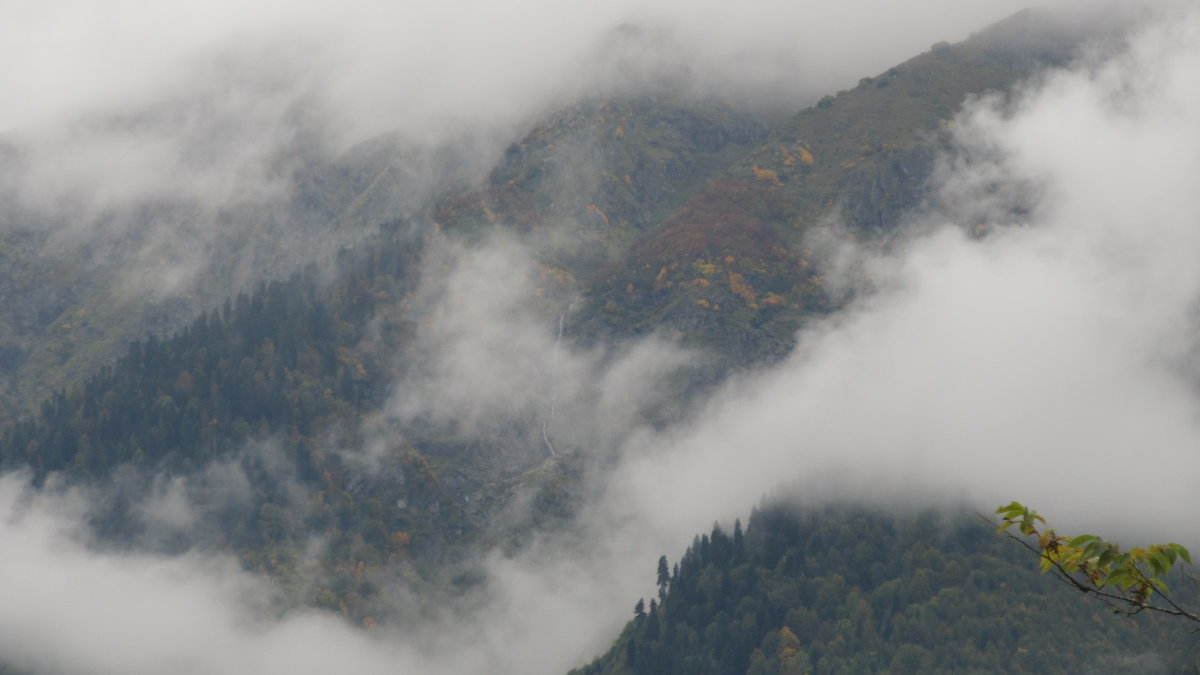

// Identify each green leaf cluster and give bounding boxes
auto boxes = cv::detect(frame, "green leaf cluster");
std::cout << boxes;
[995,501,1196,621]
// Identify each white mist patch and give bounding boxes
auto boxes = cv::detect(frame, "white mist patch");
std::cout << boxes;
[0,467,619,675]
[389,236,585,441]
[2,0,1045,134]
[0,0,1068,246]
[389,233,693,457]
[0,473,413,675]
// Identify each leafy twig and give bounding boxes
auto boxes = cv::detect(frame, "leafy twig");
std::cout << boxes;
[986,502,1199,624]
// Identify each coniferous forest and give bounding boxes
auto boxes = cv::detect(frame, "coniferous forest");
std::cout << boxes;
[574,505,1200,674]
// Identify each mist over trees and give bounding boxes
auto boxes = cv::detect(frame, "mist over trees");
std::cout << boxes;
[2,1,1200,674]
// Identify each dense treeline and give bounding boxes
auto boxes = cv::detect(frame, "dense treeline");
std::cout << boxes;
[573,503,1200,675]
[0,221,416,481]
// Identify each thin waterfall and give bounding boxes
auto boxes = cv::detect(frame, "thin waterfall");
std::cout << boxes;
[542,303,573,458]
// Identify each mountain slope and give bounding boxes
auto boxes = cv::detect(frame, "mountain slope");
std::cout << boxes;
[0,130,484,421]
[582,8,1107,362]
[433,93,769,278]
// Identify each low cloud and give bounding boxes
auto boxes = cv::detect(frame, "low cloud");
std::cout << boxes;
[0,473,408,675]
[387,232,695,460]
[2,0,1053,137]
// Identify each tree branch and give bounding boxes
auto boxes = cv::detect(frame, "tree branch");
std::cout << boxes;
[978,512,1200,624]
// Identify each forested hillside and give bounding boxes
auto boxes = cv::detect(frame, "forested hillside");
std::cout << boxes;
[581,9,1103,362]
[0,218,596,622]
[0,129,483,422]
[573,503,1200,674]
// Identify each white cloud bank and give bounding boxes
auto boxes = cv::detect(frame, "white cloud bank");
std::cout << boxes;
[1,0,1048,135]
[1,0,1083,223]
[0,474,410,675]
[386,233,694,461]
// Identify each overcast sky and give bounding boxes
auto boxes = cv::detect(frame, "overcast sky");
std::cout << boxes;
[3,1,1198,674]
[0,0,1064,208]
[1,0,1044,135]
